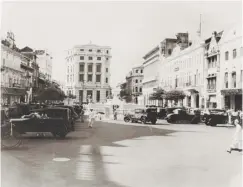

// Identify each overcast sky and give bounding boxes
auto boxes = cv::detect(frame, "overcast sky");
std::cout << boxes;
[1,1,242,87]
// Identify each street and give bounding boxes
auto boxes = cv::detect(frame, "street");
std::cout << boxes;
[1,120,242,187]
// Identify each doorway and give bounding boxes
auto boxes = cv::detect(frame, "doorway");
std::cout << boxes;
[235,94,242,111]
[196,94,199,108]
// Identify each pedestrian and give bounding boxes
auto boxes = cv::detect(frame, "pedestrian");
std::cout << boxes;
[88,109,96,128]
[227,108,232,125]
[227,118,242,153]
[113,109,118,120]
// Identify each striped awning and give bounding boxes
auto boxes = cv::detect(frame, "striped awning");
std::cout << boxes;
[1,87,26,96]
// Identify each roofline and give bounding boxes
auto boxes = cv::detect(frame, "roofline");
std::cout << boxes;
[143,45,159,59]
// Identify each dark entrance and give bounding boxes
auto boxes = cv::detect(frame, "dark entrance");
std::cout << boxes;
[196,94,199,108]
[224,95,230,109]
[235,94,242,111]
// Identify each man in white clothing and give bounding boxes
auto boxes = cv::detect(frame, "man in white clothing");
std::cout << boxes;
[88,109,96,128]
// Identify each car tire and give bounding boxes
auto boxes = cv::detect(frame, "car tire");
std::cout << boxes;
[124,117,130,123]
[141,117,146,124]
[151,120,156,125]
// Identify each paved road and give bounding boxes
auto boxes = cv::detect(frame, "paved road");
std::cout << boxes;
[1,120,242,187]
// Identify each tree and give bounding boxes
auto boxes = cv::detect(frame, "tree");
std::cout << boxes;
[164,90,185,105]
[36,87,65,101]
[149,87,166,106]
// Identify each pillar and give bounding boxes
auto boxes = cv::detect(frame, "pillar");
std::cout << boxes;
[191,93,196,108]
[220,95,225,109]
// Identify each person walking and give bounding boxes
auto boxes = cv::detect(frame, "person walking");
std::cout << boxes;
[113,109,118,120]
[88,109,96,128]
[227,118,242,153]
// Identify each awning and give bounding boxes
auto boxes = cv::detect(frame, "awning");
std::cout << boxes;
[221,89,242,95]
[1,87,26,96]
[209,96,216,103]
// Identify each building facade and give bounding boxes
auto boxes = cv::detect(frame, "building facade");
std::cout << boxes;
[161,35,205,108]
[35,49,52,81]
[65,43,111,103]
[219,24,242,110]
[125,64,143,103]
[204,31,223,109]
[1,33,34,105]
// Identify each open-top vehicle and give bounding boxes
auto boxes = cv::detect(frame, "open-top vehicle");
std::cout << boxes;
[165,108,200,124]
[202,108,228,126]
[124,107,157,124]
[9,107,74,139]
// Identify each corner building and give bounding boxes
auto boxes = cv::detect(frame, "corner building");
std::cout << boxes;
[65,43,111,103]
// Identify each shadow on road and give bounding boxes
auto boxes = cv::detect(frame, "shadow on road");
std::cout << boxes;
[2,121,178,187]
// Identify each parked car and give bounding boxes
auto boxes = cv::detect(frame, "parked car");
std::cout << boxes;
[52,105,79,130]
[165,108,200,124]
[124,107,157,124]
[157,107,167,119]
[11,107,73,139]
[165,107,186,116]
[202,109,228,126]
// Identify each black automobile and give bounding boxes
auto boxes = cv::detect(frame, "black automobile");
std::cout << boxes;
[157,107,167,119]
[11,107,73,138]
[201,109,228,126]
[124,107,157,124]
[52,105,79,130]
[165,108,200,124]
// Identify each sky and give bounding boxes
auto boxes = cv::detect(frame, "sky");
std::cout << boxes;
[1,1,242,87]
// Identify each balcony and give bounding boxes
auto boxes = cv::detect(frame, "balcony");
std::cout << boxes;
[20,62,34,72]
[207,88,216,93]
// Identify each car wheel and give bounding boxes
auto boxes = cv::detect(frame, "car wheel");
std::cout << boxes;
[141,117,146,124]
[151,120,156,125]
[124,117,130,123]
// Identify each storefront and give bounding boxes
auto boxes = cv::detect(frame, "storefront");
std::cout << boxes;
[221,89,242,111]
[1,87,26,105]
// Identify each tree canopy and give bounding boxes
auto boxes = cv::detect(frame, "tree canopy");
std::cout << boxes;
[149,88,166,100]
[164,90,186,101]
[36,87,66,101]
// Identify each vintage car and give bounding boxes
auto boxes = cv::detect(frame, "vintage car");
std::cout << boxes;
[124,107,157,124]
[165,108,200,124]
[52,105,79,130]
[9,107,74,139]
[8,103,32,119]
[165,107,186,116]
[157,107,167,119]
[201,109,228,126]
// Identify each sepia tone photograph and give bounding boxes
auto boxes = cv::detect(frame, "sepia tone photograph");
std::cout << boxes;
[0,0,242,187]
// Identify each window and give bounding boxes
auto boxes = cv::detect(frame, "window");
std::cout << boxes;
[96,91,100,102]
[106,57,109,61]
[88,74,92,82]
[225,72,228,88]
[225,51,229,60]
[136,70,138,73]
[141,69,143,73]
[139,87,142,92]
[106,50,109,54]
[106,77,108,83]
[96,75,101,82]
[79,63,84,72]
[232,72,236,88]
[135,79,138,83]
[87,90,93,101]
[96,64,101,72]
[80,49,84,51]
[89,49,92,52]
[168,49,172,55]
[135,87,138,92]
[106,68,108,73]
[106,90,109,97]
[97,49,101,53]
[140,80,142,82]
[88,64,93,72]
[233,49,237,59]
[67,75,69,82]
[97,57,101,60]
[79,74,84,82]
[88,56,93,60]
[80,56,84,60]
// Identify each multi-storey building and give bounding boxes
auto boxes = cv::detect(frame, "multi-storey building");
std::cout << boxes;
[1,33,34,105]
[219,24,242,110]
[204,31,223,108]
[125,64,143,103]
[65,43,111,103]
[35,49,52,81]
[161,34,205,108]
